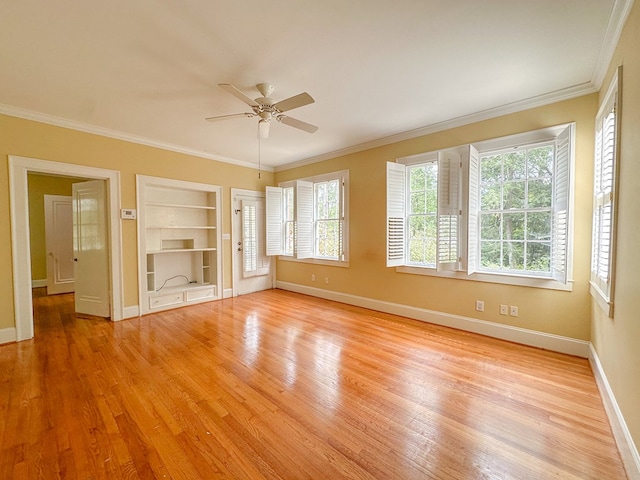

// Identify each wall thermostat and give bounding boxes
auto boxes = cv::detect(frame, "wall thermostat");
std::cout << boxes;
[121,208,137,220]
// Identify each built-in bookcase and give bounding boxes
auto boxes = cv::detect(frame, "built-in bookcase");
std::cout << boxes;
[137,175,222,314]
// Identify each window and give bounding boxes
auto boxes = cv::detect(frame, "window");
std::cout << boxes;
[407,161,438,266]
[478,143,554,275]
[590,67,621,316]
[387,125,573,289]
[266,170,349,265]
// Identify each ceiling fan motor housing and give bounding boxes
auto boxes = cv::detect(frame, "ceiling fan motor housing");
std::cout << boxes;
[256,83,275,98]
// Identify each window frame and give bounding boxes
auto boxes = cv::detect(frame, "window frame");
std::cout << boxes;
[590,66,621,317]
[388,125,574,291]
[267,170,349,267]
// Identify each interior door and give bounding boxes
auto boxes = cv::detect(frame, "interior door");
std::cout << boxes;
[73,180,111,317]
[232,190,273,296]
[44,194,75,294]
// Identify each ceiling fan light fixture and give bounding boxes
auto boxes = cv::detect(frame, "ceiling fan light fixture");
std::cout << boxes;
[258,119,270,139]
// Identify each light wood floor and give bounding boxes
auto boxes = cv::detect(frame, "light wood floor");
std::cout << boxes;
[0,289,627,479]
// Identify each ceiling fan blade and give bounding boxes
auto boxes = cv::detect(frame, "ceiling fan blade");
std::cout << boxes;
[218,83,259,107]
[278,115,318,134]
[273,92,314,113]
[205,112,255,122]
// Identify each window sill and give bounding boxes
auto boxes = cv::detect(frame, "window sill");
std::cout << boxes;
[589,281,613,317]
[278,256,350,268]
[396,265,573,291]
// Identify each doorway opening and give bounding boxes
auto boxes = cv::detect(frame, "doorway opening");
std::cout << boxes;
[231,188,274,296]
[9,156,124,341]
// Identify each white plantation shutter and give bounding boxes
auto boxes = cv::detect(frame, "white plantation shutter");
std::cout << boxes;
[591,69,619,306]
[552,125,572,283]
[437,151,461,271]
[386,162,406,267]
[295,180,314,259]
[467,145,479,275]
[338,175,346,262]
[255,199,270,275]
[265,186,283,255]
[242,200,258,276]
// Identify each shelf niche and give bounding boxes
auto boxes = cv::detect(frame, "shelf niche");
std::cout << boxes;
[137,175,223,314]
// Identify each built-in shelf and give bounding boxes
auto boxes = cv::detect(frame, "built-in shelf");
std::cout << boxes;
[137,175,222,314]
[146,225,217,229]
[147,248,217,254]
[146,202,216,210]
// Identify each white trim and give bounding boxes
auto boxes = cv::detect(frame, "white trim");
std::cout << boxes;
[9,156,125,341]
[276,83,596,172]
[223,288,234,299]
[591,0,635,89]
[31,279,47,288]
[0,328,17,345]
[276,281,589,357]
[589,344,640,480]
[590,281,614,317]
[0,103,272,173]
[122,305,140,319]
[397,266,573,291]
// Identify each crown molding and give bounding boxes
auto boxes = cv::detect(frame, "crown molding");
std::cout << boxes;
[591,0,635,89]
[276,82,597,172]
[0,103,273,172]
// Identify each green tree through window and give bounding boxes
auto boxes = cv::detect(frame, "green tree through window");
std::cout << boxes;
[479,144,553,273]
[408,163,438,265]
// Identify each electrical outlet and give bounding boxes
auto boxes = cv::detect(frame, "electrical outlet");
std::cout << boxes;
[325,277,329,284]
[311,274,316,281]
[510,306,519,317]
[500,304,508,315]
[475,300,484,312]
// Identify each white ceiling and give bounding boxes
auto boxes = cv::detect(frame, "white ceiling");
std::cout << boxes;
[0,0,628,170]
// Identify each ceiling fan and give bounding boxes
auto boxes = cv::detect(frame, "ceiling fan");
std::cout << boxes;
[206,83,318,138]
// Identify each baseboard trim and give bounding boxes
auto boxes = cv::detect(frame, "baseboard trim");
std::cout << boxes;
[0,328,17,345]
[223,288,233,299]
[276,282,590,358]
[32,279,46,288]
[122,305,140,320]
[589,345,640,480]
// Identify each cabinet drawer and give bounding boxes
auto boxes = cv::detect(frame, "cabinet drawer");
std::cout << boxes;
[149,292,183,309]
[185,287,215,302]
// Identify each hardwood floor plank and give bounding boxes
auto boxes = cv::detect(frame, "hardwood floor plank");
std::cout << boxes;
[0,289,628,479]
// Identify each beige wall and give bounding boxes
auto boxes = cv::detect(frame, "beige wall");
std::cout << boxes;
[276,94,597,341]
[591,0,640,459]
[27,173,87,281]
[0,114,273,330]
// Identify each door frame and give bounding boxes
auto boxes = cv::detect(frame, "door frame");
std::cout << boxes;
[231,188,275,297]
[9,155,124,341]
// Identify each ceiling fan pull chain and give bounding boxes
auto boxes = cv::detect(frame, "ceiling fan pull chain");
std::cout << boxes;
[257,123,261,179]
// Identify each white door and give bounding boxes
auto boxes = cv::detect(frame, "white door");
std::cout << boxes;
[73,180,111,317]
[232,189,273,296]
[44,195,75,294]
